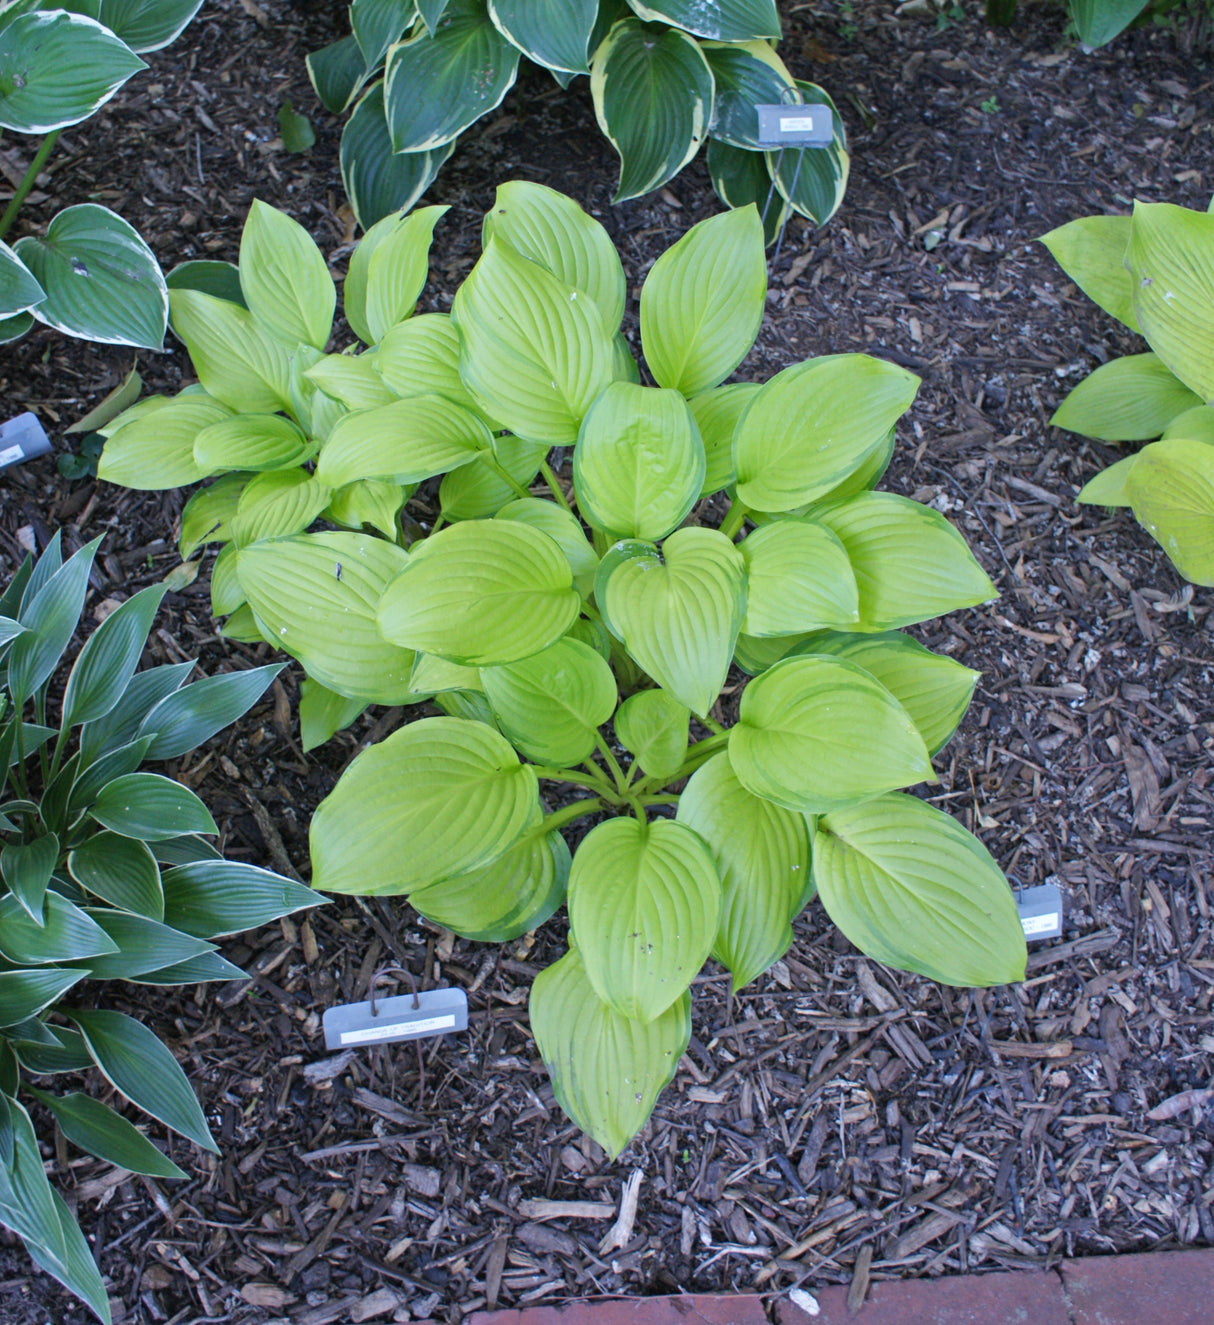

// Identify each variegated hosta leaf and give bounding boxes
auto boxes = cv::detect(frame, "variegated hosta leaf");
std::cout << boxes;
[678,751,811,991]
[813,792,1026,987]
[766,82,849,227]
[1050,352,1201,442]
[567,816,721,1021]
[728,654,934,814]
[701,40,796,150]
[1040,214,1138,331]
[706,139,786,247]
[530,948,690,1158]
[310,717,539,894]
[487,0,597,73]
[614,688,688,781]
[1125,437,1214,585]
[738,519,858,636]
[625,0,780,41]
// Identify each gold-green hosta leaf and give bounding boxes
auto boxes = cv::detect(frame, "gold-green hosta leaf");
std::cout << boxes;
[238,199,335,350]
[732,630,809,676]
[614,688,689,781]
[482,180,626,330]
[729,654,935,814]
[237,532,420,703]
[1077,453,1138,508]
[640,206,767,396]
[796,631,979,756]
[179,473,248,557]
[97,392,231,490]
[739,519,858,636]
[1050,353,1201,442]
[813,792,1026,987]
[733,355,919,512]
[168,288,295,414]
[229,469,332,547]
[1124,437,1214,585]
[344,204,448,346]
[812,493,996,631]
[1162,404,1214,444]
[678,752,811,992]
[299,677,366,752]
[481,638,617,765]
[374,313,496,425]
[452,237,613,444]
[378,520,581,666]
[324,479,410,539]
[597,527,746,718]
[688,381,759,497]
[1040,214,1138,331]
[573,382,705,540]
[1127,201,1214,402]
[495,498,599,597]
[310,716,539,894]
[305,353,397,411]
[211,543,246,616]
[567,816,721,1022]
[411,653,484,694]
[193,414,314,473]
[530,948,690,1158]
[439,436,548,521]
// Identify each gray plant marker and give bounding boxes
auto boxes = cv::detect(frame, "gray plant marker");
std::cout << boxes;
[0,412,51,470]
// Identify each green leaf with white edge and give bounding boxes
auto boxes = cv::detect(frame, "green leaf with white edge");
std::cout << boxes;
[98,391,231,490]
[531,947,689,1158]
[237,532,419,704]
[739,519,858,636]
[1040,214,1138,331]
[0,969,85,1027]
[596,527,745,717]
[481,637,617,765]
[88,772,217,841]
[340,81,456,232]
[166,258,246,308]
[139,663,282,760]
[1,834,59,922]
[625,0,780,40]
[326,478,410,537]
[0,892,119,964]
[25,1089,187,1180]
[0,614,24,645]
[0,11,145,133]
[307,354,396,410]
[14,204,167,349]
[766,82,849,227]
[452,237,613,444]
[310,716,538,894]
[73,910,214,979]
[132,950,247,985]
[60,583,167,730]
[228,470,332,547]
[168,289,295,414]
[568,816,721,1022]
[678,751,809,992]
[410,813,569,941]
[573,382,705,540]
[813,792,1026,986]
[350,0,417,66]
[306,32,368,115]
[796,631,979,756]
[193,413,314,473]
[344,204,448,346]
[18,530,61,612]
[1125,437,1214,585]
[417,0,451,32]
[299,677,366,752]
[1068,0,1150,47]
[68,1008,217,1152]
[384,0,519,151]
[733,354,918,513]
[688,381,758,497]
[7,535,101,707]
[378,520,580,666]
[1050,353,1201,442]
[440,436,547,520]
[1077,453,1138,507]
[237,199,334,351]
[702,39,796,149]
[375,312,496,424]
[812,493,996,631]
[487,0,596,72]
[729,654,935,814]
[0,238,44,316]
[591,18,714,204]
[1162,404,1214,445]
[315,395,492,487]
[706,138,786,247]
[614,688,688,781]
[161,861,319,937]
[78,660,194,767]
[412,652,483,693]
[482,180,626,331]
[1127,201,1214,402]
[68,831,163,919]
[494,498,599,597]
[0,309,32,342]
[98,0,205,53]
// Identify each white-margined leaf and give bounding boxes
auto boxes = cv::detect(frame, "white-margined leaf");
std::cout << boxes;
[766,82,849,227]
[487,0,597,73]
[67,832,163,919]
[98,0,204,53]
[59,583,167,730]
[0,238,44,317]
[350,0,417,67]
[706,138,786,247]
[626,0,779,40]
[701,39,796,149]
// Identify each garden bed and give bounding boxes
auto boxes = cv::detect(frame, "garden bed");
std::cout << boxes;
[1,1,1212,1322]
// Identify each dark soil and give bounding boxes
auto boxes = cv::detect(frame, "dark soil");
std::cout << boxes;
[2,2,1213,1323]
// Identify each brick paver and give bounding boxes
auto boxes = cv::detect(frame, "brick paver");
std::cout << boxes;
[1062,1248,1214,1325]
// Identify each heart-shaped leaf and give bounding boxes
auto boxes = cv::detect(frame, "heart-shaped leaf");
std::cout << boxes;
[68,831,163,919]
[169,289,295,413]
[487,0,597,72]
[374,312,495,422]
[614,688,688,781]
[494,497,599,596]
[89,773,217,840]
[299,677,366,752]
[1068,0,1151,48]
[739,519,858,636]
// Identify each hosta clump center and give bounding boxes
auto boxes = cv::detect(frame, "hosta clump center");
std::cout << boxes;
[98,183,1028,1157]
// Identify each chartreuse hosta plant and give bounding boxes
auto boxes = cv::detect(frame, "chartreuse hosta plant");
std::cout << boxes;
[1043,199,1214,585]
[0,1,207,347]
[309,0,848,236]
[96,183,1026,1155]
[0,534,318,1322]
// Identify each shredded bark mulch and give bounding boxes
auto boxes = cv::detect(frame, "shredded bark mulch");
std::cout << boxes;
[1,2,1212,1322]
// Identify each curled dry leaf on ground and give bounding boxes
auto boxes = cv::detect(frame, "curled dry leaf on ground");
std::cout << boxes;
[0,1,1212,1323]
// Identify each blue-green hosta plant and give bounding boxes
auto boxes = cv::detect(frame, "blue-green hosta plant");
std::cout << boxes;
[0,1,207,348]
[1043,199,1214,585]
[96,183,1026,1156]
[0,533,318,1322]
[310,0,848,236]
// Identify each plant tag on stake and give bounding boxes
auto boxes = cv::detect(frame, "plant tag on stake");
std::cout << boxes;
[323,987,468,1049]
[755,104,835,148]
[0,412,51,470]
[1016,881,1063,941]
